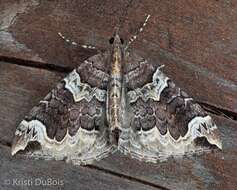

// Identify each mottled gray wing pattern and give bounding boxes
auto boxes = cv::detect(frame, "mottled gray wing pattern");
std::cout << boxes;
[11,52,114,165]
[119,52,222,163]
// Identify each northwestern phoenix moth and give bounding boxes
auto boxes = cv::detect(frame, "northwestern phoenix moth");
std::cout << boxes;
[11,15,222,165]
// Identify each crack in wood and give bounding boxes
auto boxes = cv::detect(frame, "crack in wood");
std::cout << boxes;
[0,140,11,147]
[86,165,170,190]
[0,55,73,73]
[1,55,236,123]
[199,101,237,122]
[142,40,237,92]
[0,142,166,189]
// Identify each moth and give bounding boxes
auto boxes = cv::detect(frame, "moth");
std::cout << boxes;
[11,15,222,165]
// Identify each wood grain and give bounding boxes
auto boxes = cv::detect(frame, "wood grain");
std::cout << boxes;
[0,62,236,190]
[0,62,162,190]
[0,62,63,144]
[0,0,236,112]
[95,116,237,190]
[0,145,161,190]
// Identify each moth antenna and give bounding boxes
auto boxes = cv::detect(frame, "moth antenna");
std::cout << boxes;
[125,14,151,50]
[58,32,96,49]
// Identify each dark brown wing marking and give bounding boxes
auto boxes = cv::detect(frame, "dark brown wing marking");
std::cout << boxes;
[77,52,110,90]
[119,53,222,163]
[12,53,115,165]
[124,52,155,90]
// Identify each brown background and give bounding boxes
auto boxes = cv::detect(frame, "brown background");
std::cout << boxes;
[0,0,236,189]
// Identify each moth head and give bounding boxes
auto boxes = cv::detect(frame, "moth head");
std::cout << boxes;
[109,27,124,47]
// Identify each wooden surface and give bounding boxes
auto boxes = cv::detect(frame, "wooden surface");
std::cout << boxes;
[0,63,237,190]
[0,1,237,190]
[0,147,159,190]
[0,0,236,111]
